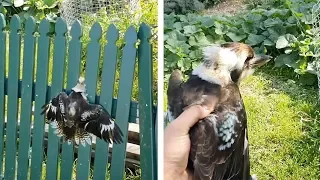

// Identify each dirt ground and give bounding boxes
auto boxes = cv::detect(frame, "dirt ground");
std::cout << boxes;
[202,0,247,16]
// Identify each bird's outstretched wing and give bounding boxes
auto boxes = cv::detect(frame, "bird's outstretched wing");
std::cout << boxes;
[41,92,69,137]
[80,103,124,144]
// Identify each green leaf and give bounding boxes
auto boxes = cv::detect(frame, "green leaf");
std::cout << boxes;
[246,13,263,22]
[299,73,316,86]
[287,16,296,24]
[274,52,300,68]
[226,32,247,42]
[165,53,180,64]
[285,48,293,54]
[246,34,266,46]
[178,15,188,22]
[188,36,197,46]
[183,25,200,36]
[14,0,24,7]
[0,4,7,15]
[194,32,210,45]
[44,0,58,7]
[167,31,187,42]
[276,36,289,49]
[177,59,184,68]
[202,18,215,28]
[173,22,183,31]
[165,44,177,53]
[263,39,274,46]
[189,49,202,59]
[242,23,258,34]
[274,54,286,67]
[192,61,200,69]
[264,18,283,28]
[214,21,228,35]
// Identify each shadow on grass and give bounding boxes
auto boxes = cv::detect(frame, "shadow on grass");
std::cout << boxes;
[244,63,320,179]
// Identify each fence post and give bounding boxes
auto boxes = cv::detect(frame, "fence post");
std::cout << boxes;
[138,23,156,180]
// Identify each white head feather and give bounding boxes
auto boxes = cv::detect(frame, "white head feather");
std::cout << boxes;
[72,77,87,100]
[192,45,241,86]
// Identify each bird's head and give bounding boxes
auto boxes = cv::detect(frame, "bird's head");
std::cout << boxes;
[192,42,272,86]
[222,42,272,84]
[72,76,86,93]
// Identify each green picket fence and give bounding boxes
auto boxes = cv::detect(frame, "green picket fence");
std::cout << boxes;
[0,13,157,180]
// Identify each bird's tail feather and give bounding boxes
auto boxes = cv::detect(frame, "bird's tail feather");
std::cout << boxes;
[75,128,92,147]
[50,120,64,137]
[111,122,124,144]
[168,69,183,95]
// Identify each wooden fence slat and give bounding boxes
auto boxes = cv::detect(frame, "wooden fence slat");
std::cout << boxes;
[4,15,21,180]
[17,17,36,180]
[92,24,119,180]
[76,22,102,180]
[60,20,83,180]
[154,110,158,177]
[110,26,138,180]
[30,19,51,180]
[138,23,155,180]
[46,18,68,180]
[0,14,6,177]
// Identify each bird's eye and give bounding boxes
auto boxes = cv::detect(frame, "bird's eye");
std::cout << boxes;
[245,56,252,62]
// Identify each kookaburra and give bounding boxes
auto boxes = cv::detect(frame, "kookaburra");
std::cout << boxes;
[41,77,123,146]
[167,42,271,180]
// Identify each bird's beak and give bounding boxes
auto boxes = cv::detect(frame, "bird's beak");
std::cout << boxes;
[249,55,272,68]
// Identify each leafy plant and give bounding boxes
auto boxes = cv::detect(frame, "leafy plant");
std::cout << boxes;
[164,0,221,15]
[245,0,282,8]
[164,0,319,85]
[0,0,60,24]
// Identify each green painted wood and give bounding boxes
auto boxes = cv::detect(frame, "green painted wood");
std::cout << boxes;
[137,23,155,180]
[17,17,36,180]
[4,15,21,180]
[30,19,51,180]
[92,24,119,180]
[110,26,138,180]
[76,22,102,180]
[46,17,68,180]
[0,14,6,177]
[155,110,158,176]
[60,20,83,180]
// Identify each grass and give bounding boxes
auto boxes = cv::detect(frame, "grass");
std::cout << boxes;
[242,65,320,179]
[164,64,320,179]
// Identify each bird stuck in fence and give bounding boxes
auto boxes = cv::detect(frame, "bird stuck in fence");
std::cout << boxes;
[41,77,124,146]
[167,42,272,180]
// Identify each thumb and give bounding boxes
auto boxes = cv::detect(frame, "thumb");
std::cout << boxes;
[168,105,212,135]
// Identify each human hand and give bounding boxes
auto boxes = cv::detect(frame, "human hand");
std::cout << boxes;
[164,105,213,180]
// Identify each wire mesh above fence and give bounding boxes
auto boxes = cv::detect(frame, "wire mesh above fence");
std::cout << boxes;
[59,0,140,29]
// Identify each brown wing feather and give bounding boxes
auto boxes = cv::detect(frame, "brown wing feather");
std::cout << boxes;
[179,76,250,180]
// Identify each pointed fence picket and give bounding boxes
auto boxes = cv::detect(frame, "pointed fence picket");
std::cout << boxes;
[0,13,157,180]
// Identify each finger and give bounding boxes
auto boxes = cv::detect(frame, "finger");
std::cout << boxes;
[169,105,211,135]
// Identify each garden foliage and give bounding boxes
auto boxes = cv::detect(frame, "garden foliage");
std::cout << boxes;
[164,0,319,85]
[164,0,221,15]
[0,0,59,24]
[0,0,158,103]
